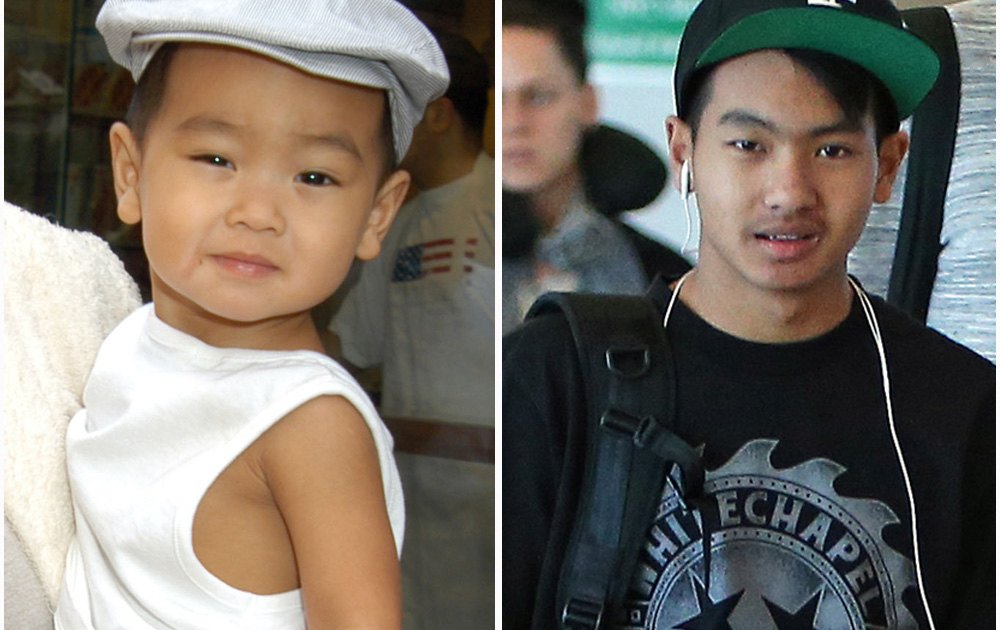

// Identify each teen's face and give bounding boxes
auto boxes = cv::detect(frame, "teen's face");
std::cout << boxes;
[111,45,406,334]
[668,50,905,297]
[501,26,596,193]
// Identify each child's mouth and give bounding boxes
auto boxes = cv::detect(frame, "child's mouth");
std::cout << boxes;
[212,253,279,278]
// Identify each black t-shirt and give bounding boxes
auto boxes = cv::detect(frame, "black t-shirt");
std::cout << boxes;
[502,278,994,629]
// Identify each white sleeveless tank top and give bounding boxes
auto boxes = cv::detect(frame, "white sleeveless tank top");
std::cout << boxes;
[54,304,403,629]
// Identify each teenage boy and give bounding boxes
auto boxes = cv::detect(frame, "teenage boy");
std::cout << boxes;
[503,1,994,629]
[54,1,447,628]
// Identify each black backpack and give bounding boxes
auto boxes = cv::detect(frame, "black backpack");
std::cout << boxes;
[525,290,704,628]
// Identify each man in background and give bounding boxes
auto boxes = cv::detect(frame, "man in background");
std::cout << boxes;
[502,0,651,332]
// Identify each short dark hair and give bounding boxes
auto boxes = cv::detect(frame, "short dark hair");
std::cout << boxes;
[124,43,180,147]
[125,43,397,182]
[433,30,490,135]
[502,0,588,84]
[682,48,900,147]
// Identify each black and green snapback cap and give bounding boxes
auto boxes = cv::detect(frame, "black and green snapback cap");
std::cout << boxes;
[674,0,941,120]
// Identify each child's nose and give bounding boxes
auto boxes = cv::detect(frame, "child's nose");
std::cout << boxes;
[225,184,286,234]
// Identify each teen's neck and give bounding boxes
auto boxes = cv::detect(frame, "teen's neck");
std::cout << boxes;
[529,166,582,232]
[676,268,855,344]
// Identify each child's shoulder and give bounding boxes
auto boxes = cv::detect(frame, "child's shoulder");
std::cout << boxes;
[260,395,375,466]
[256,395,391,519]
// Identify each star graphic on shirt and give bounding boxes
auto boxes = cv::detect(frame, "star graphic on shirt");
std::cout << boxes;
[763,590,822,630]
[673,578,744,629]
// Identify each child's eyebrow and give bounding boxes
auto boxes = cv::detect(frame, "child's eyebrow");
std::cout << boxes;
[718,109,862,138]
[176,115,242,136]
[175,116,363,160]
[293,131,363,161]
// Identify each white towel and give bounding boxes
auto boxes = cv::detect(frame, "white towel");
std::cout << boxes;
[3,202,141,604]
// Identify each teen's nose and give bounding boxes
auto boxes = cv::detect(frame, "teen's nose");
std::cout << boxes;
[225,183,287,234]
[762,152,818,215]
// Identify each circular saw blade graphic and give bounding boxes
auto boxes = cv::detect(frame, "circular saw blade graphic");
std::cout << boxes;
[627,439,918,630]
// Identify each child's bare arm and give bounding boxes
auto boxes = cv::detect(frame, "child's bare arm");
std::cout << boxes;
[261,395,400,629]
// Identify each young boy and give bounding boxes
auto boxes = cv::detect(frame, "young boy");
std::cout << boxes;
[504,0,994,628]
[54,1,447,628]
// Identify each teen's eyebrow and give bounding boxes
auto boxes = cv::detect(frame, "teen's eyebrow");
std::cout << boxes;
[718,109,863,137]
[718,109,777,132]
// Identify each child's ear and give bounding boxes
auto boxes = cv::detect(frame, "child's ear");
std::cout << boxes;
[109,122,143,225]
[355,169,410,261]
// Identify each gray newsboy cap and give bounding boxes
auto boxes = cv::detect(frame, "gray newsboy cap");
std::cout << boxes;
[97,0,450,162]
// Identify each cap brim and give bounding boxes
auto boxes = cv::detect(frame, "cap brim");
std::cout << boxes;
[697,8,940,119]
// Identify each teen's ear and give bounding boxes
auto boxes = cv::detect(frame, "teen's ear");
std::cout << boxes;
[109,122,143,225]
[874,130,909,204]
[355,169,410,261]
[665,116,694,193]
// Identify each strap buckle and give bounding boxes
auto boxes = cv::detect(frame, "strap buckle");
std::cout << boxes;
[561,597,604,629]
[600,408,654,448]
[601,408,702,512]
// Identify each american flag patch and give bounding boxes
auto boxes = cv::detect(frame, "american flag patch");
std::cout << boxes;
[391,238,479,282]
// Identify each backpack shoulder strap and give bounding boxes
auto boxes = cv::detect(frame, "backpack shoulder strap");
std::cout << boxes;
[527,291,702,628]
[888,7,960,322]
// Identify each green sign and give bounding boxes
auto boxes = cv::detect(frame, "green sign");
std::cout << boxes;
[587,0,698,65]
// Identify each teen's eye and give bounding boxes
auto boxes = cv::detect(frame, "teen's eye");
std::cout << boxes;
[818,145,852,159]
[194,155,233,169]
[728,139,762,153]
[296,171,337,187]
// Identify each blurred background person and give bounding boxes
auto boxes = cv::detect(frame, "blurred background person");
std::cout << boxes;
[324,31,494,630]
[501,0,690,334]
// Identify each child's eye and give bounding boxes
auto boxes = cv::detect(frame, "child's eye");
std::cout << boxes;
[194,155,233,169]
[297,171,337,187]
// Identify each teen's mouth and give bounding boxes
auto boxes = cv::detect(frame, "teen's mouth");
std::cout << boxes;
[752,231,820,260]
[212,253,279,278]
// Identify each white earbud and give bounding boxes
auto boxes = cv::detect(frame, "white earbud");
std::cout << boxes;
[680,160,692,198]
[679,160,695,256]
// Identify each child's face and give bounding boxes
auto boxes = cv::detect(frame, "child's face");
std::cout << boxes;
[111,45,406,333]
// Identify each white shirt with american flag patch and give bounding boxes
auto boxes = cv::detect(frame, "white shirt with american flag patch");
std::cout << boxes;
[331,151,494,426]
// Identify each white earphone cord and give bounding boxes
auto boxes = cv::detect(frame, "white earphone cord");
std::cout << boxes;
[662,273,936,629]
[849,278,936,630]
